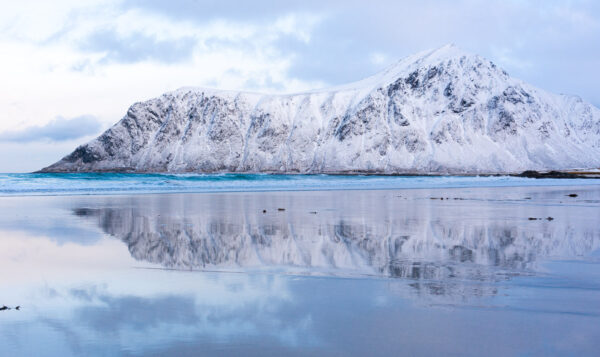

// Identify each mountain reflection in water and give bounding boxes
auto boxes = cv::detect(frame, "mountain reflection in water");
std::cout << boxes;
[3,187,600,356]
[73,189,600,296]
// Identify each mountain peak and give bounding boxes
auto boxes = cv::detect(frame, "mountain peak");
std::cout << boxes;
[425,43,470,59]
[342,44,489,94]
[400,43,479,70]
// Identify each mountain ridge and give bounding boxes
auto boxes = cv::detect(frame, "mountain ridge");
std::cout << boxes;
[40,44,600,174]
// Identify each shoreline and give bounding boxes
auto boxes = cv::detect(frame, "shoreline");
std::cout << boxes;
[1,180,599,199]
[33,169,600,179]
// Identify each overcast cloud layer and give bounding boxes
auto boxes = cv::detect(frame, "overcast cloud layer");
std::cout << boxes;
[0,115,101,143]
[1,0,599,172]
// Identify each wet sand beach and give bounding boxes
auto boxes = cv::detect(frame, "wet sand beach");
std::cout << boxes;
[1,185,600,356]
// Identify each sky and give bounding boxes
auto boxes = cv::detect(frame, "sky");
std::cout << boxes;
[1,0,599,172]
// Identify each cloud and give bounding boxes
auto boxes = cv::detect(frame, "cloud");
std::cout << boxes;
[0,115,102,143]
[121,0,313,22]
[79,29,197,64]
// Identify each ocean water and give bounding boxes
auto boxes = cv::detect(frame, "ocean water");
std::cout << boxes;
[1,182,600,356]
[0,172,599,195]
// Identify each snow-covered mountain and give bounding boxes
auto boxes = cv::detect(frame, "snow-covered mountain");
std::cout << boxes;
[41,44,600,174]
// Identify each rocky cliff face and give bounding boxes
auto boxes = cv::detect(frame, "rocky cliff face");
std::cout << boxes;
[41,44,600,174]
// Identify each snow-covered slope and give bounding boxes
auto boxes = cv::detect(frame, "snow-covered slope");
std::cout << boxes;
[41,44,600,174]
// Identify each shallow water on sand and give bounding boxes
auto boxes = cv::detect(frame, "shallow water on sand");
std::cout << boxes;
[1,172,599,196]
[1,185,600,356]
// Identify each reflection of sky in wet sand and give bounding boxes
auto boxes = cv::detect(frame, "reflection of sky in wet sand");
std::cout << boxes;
[1,186,600,356]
